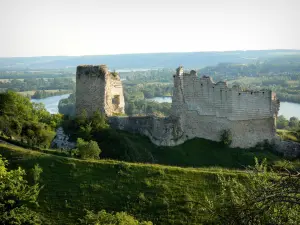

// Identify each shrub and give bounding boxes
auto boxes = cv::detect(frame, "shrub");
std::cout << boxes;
[219,129,232,146]
[79,209,153,225]
[31,164,43,184]
[77,138,101,159]
[200,158,300,225]
[0,154,41,224]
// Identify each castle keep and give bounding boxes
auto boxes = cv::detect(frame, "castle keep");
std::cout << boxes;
[76,65,280,149]
[76,65,125,117]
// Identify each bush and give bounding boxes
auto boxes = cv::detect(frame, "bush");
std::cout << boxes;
[200,158,300,225]
[0,154,41,224]
[31,164,43,184]
[79,209,153,225]
[220,129,232,146]
[77,138,101,159]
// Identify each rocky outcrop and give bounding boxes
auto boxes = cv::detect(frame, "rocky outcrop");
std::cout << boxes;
[274,140,300,158]
[51,127,76,150]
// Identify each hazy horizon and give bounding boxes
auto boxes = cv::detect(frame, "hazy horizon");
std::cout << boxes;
[2,49,300,59]
[1,0,299,57]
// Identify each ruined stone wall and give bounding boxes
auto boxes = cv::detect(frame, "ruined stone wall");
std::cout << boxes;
[167,68,279,148]
[76,64,280,149]
[172,71,276,120]
[76,65,125,117]
[108,115,185,146]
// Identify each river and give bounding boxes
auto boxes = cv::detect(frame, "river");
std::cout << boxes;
[32,95,300,119]
[31,94,70,114]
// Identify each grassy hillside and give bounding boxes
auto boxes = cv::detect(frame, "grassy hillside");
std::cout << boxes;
[0,143,248,225]
[94,129,283,169]
[152,138,282,168]
[1,140,298,224]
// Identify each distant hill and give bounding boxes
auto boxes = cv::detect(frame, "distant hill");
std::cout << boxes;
[1,50,300,70]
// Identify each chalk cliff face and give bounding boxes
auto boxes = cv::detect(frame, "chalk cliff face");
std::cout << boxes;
[76,65,125,117]
[51,127,76,150]
[76,64,281,149]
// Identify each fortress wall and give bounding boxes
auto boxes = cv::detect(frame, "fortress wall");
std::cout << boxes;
[108,116,185,146]
[166,70,278,148]
[180,111,275,148]
[178,74,273,120]
[108,113,275,148]
[230,90,272,120]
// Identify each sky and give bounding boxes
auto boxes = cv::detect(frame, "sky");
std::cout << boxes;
[0,0,299,57]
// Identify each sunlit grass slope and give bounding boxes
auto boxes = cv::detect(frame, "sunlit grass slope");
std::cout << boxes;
[1,140,297,225]
[0,143,247,225]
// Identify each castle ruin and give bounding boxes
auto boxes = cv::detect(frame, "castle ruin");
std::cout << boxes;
[76,65,125,117]
[76,65,280,149]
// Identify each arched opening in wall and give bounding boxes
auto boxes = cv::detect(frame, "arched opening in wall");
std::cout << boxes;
[112,95,121,110]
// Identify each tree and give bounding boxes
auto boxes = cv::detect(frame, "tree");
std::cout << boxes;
[199,158,300,225]
[289,117,299,129]
[79,209,153,225]
[0,155,41,224]
[77,138,101,159]
[0,91,57,147]
[79,122,93,141]
[91,110,109,132]
[277,115,289,129]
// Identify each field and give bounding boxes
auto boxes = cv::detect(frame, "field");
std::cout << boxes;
[17,89,72,97]
[0,78,25,83]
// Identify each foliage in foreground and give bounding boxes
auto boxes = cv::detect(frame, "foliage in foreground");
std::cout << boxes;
[76,138,101,159]
[79,210,153,225]
[0,154,41,224]
[0,91,62,148]
[201,158,300,225]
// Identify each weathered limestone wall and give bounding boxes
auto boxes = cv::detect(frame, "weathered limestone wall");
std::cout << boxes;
[172,70,277,120]
[108,116,185,146]
[168,68,279,148]
[180,112,275,148]
[108,66,279,149]
[109,114,275,148]
[76,65,125,116]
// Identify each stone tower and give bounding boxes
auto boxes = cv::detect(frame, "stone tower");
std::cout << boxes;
[76,65,125,117]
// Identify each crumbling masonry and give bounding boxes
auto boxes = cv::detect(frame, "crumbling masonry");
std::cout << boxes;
[76,65,125,117]
[76,65,281,149]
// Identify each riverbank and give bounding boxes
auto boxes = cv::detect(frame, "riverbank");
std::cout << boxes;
[31,94,70,114]
[31,90,72,99]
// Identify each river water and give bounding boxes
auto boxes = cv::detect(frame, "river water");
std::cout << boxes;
[32,95,300,119]
[31,94,70,114]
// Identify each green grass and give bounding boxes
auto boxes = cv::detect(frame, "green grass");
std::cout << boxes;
[152,138,282,169]
[95,129,285,169]
[0,143,246,225]
[277,129,300,143]
[0,139,298,225]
